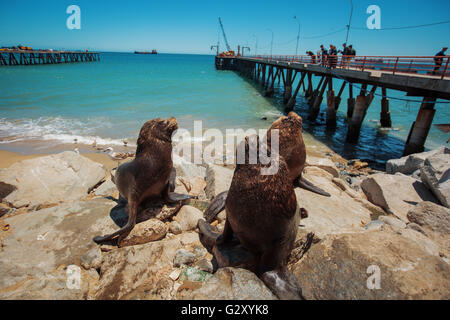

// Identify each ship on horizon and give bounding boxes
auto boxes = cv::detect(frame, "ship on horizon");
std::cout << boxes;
[134,49,157,54]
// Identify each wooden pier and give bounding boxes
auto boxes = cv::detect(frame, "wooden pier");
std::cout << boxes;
[215,54,450,156]
[0,50,100,66]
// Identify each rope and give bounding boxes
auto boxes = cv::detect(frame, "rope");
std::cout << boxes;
[351,19,450,31]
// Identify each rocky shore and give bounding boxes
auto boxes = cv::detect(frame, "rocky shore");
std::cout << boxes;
[0,146,449,300]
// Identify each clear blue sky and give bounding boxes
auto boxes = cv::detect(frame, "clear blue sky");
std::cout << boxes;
[0,0,449,55]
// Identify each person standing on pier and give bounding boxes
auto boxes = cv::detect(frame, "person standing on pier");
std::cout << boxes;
[320,45,328,67]
[433,47,448,75]
[328,44,338,69]
[306,51,316,64]
[339,43,351,68]
[348,45,356,67]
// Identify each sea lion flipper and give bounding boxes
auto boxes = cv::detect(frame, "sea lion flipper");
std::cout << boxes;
[165,192,193,204]
[204,191,228,223]
[198,219,221,250]
[93,201,137,245]
[261,269,305,300]
[296,177,331,197]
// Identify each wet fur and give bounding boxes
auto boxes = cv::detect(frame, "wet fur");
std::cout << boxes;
[206,137,303,299]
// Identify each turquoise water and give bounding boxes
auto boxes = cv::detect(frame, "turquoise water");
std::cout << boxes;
[0,52,448,167]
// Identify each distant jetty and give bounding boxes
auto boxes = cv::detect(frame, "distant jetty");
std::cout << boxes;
[0,48,100,66]
[134,50,157,55]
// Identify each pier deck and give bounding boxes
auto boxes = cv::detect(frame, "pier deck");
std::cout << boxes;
[0,50,100,66]
[216,54,450,155]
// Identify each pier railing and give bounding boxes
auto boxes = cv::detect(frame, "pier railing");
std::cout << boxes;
[251,55,450,80]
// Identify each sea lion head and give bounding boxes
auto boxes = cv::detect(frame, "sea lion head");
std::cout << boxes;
[136,117,178,154]
[269,112,303,134]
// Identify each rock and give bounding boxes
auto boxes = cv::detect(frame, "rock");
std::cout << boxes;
[295,169,372,238]
[169,221,182,235]
[173,249,196,267]
[169,269,181,281]
[179,266,212,282]
[0,151,106,209]
[420,148,450,208]
[412,169,421,180]
[216,210,227,223]
[94,178,117,198]
[0,267,92,300]
[0,207,10,218]
[80,247,103,270]
[205,164,234,200]
[361,173,438,222]
[173,205,203,231]
[139,202,182,222]
[407,201,450,257]
[189,177,207,197]
[118,219,168,247]
[0,198,124,299]
[95,231,201,300]
[379,215,407,229]
[182,199,211,212]
[405,223,428,236]
[194,259,214,273]
[177,268,277,300]
[396,228,440,257]
[306,156,339,178]
[173,154,206,179]
[386,147,443,175]
[364,220,385,231]
[291,230,450,299]
[352,161,369,170]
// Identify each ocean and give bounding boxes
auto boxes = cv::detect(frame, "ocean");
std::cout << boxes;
[0,52,448,168]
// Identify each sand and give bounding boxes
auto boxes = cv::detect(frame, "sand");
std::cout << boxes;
[0,150,118,171]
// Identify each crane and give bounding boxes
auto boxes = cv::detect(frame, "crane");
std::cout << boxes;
[218,17,231,52]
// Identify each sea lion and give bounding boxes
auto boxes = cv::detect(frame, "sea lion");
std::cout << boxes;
[266,111,330,197]
[204,111,329,223]
[93,117,191,245]
[199,136,304,300]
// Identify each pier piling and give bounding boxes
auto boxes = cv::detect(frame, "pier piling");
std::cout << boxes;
[403,97,437,155]
[347,86,377,142]
[380,88,392,128]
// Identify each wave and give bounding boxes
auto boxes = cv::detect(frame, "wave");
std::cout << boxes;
[0,117,135,147]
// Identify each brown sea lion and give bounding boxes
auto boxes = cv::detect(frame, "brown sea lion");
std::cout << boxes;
[266,111,330,197]
[199,136,304,300]
[93,118,191,245]
[204,112,329,223]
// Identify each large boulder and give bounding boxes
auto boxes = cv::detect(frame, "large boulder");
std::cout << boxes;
[407,201,450,257]
[361,173,438,222]
[205,164,234,200]
[295,167,373,238]
[291,230,450,299]
[306,156,339,178]
[0,198,122,299]
[177,268,277,300]
[118,219,168,248]
[94,232,202,300]
[173,205,203,231]
[420,148,450,208]
[172,154,206,179]
[0,152,106,209]
[386,148,443,175]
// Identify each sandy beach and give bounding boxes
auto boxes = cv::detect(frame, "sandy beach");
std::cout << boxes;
[0,149,118,172]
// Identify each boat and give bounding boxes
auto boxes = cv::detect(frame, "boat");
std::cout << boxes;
[134,50,157,55]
